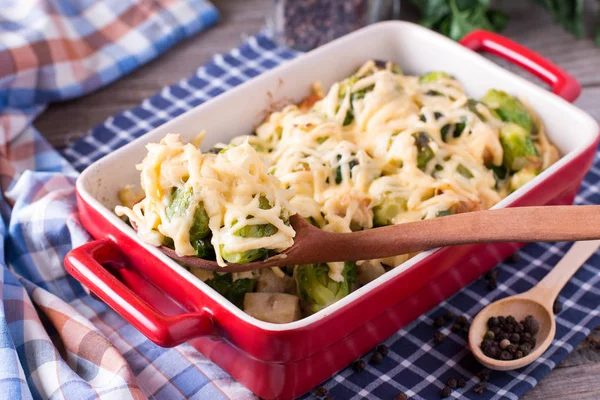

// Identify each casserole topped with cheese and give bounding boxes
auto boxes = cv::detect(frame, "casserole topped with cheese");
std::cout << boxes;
[116,60,559,323]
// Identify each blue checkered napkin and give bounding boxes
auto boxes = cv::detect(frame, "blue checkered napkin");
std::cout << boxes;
[62,33,600,400]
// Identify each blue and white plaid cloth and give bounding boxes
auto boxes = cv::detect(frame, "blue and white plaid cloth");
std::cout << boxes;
[61,33,600,399]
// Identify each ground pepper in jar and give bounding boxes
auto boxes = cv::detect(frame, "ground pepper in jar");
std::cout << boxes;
[270,0,400,51]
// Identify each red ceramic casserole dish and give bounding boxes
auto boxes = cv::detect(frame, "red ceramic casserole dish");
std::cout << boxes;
[65,23,599,399]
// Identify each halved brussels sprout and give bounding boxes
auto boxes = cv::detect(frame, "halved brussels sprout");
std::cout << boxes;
[373,196,408,227]
[481,89,535,134]
[294,262,356,313]
[419,71,452,84]
[499,123,542,172]
[412,132,435,170]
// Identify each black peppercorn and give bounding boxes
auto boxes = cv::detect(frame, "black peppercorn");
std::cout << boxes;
[505,324,514,334]
[370,351,384,365]
[507,316,516,325]
[447,378,458,389]
[498,316,506,325]
[456,315,468,327]
[515,350,524,359]
[507,344,518,354]
[474,383,487,394]
[440,386,452,398]
[394,393,408,400]
[457,378,467,388]
[506,252,520,264]
[477,371,490,382]
[487,317,499,328]
[523,316,540,335]
[510,333,520,343]
[553,299,562,314]
[514,323,524,333]
[434,317,445,328]
[376,344,389,356]
[444,310,455,322]
[483,345,499,358]
[491,326,501,335]
[351,359,366,372]
[433,331,445,345]
[315,386,328,396]
[487,280,498,290]
[451,323,462,333]
[500,351,513,360]
[485,269,498,281]
[324,396,334,400]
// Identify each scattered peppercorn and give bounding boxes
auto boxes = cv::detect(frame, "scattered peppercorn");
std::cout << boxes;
[500,351,513,360]
[553,299,563,314]
[324,396,334,400]
[484,269,499,290]
[474,383,487,394]
[456,315,468,327]
[447,378,458,388]
[351,359,366,372]
[394,393,408,400]
[440,386,452,398]
[433,331,445,345]
[457,378,467,388]
[315,386,328,396]
[506,252,520,264]
[477,371,490,382]
[507,344,518,354]
[487,317,499,328]
[451,323,462,333]
[434,317,446,328]
[370,351,384,365]
[376,344,389,356]
[444,310,455,322]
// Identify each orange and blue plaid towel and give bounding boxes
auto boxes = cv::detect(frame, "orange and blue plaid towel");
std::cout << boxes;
[0,2,258,399]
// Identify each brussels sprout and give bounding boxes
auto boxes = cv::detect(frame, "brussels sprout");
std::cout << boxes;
[419,71,451,84]
[165,187,211,249]
[295,262,356,313]
[340,84,374,126]
[205,272,256,308]
[391,64,403,75]
[412,132,435,170]
[234,223,278,238]
[456,164,474,179]
[373,196,408,227]
[220,246,269,264]
[481,89,535,134]
[509,168,538,192]
[499,123,542,172]
[191,236,216,259]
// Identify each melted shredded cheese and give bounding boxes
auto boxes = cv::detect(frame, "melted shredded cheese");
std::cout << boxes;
[118,61,558,277]
[116,134,295,266]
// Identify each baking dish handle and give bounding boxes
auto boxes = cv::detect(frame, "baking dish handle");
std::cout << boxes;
[460,30,581,103]
[65,239,215,347]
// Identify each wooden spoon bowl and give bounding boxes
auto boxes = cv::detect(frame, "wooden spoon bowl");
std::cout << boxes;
[469,296,555,371]
[468,240,600,371]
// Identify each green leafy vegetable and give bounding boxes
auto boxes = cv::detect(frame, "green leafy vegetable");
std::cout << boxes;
[481,89,535,134]
[412,0,595,46]
[412,132,436,170]
[205,273,256,308]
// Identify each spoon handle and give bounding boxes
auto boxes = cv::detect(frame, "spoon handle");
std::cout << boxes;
[527,239,600,307]
[317,205,600,262]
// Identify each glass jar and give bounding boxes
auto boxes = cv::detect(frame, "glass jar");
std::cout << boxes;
[270,0,401,51]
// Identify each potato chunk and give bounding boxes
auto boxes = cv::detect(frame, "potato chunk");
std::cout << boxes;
[356,261,386,286]
[244,293,301,323]
[256,268,296,294]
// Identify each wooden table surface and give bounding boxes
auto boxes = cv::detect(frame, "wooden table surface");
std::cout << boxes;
[36,1,600,398]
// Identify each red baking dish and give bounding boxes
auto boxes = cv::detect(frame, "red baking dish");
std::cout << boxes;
[65,23,599,399]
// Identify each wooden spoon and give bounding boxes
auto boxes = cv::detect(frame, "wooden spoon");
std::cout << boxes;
[160,204,600,272]
[468,239,600,370]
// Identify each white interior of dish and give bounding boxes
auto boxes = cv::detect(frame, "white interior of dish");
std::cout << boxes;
[77,21,598,331]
